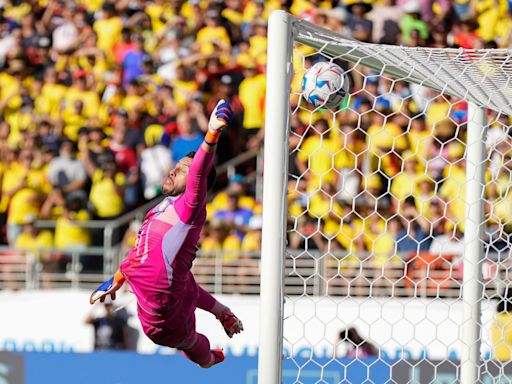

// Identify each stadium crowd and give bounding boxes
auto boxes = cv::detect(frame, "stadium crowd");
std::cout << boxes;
[0,0,510,286]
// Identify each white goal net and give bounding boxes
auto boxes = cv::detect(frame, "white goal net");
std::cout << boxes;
[259,11,512,384]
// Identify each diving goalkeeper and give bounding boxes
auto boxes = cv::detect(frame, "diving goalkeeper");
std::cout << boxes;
[90,100,243,368]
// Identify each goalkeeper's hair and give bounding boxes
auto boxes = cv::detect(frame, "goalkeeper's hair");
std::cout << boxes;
[185,151,216,191]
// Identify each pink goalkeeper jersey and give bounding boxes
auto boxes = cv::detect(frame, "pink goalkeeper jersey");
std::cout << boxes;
[120,147,214,330]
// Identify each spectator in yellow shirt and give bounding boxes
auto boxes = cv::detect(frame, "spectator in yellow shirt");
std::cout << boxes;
[194,8,231,55]
[200,219,241,262]
[80,135,125,220]
[93,2,123,56]
[295,119,342,192]
[49,195,91,251]
[238,63,266,144]
[492,287,512,362]
[38,68,67,118]
[7,149,46,245]
[248,19,268,66]
[366,113,408,177]
[63,70,100,120]
[238,215,262,294]
[15,217,57,287]
[390,151,422,203]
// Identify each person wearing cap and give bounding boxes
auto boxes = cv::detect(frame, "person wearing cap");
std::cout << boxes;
[346,0,373,42]
[320,7,351,38]
[399,0,429,46]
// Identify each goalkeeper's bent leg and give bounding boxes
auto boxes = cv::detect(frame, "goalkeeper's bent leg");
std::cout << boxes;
[180,332,223,368]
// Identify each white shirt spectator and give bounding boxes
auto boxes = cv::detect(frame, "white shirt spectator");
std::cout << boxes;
[52,21,78,52]
[47,155,86,189]
[140,145,172,200]
[429,234,464,266]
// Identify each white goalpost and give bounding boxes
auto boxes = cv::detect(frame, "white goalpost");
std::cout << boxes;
[259,10,512,384]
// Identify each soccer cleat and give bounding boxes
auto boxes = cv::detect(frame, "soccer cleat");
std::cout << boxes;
[209,349,225,367]
[218,311,244,338]
[89,270,125,304]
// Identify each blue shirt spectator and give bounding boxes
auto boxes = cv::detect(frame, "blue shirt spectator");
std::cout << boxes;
[396,225,432,254]
[122,36,145,86]
[170,111,204,164]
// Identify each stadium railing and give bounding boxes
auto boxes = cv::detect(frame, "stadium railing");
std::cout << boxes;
[0,247,508,298]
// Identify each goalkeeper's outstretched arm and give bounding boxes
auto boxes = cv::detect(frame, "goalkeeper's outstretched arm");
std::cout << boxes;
[175,100,233,224]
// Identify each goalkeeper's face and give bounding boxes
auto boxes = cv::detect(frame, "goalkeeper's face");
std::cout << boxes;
[162,157,192,196]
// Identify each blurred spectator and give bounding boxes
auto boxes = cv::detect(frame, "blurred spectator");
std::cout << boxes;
[93,2,123,56]
[46,194,91,251]
[400,2,429,45]
[295,119,341,192]
[453,19,481,49]
[211,174,256,213]
[491,287,512,362]
[367,0,403,44]
[46,140,86,199]
[238,62,266,147]
[123,35,146,87]
[170,110,206,165]
[396,197,432,254]
[6,149,47,245]
[323,8,351,39]
[213,190,253,237]
[15,216,57,287]
[80,135,125,220]
[85,302,130,351]
[237,215,262,293]
[194,8,231,56]
[201,219,241,262]
[346,0,373,43]
[429,226,464,264]
[140,124,172,200]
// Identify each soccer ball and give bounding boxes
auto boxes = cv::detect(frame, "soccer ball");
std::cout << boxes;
[302,61,349,109]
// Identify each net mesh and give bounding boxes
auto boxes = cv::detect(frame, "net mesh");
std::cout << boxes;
[294,20,512,116]
[282,19,512,384]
